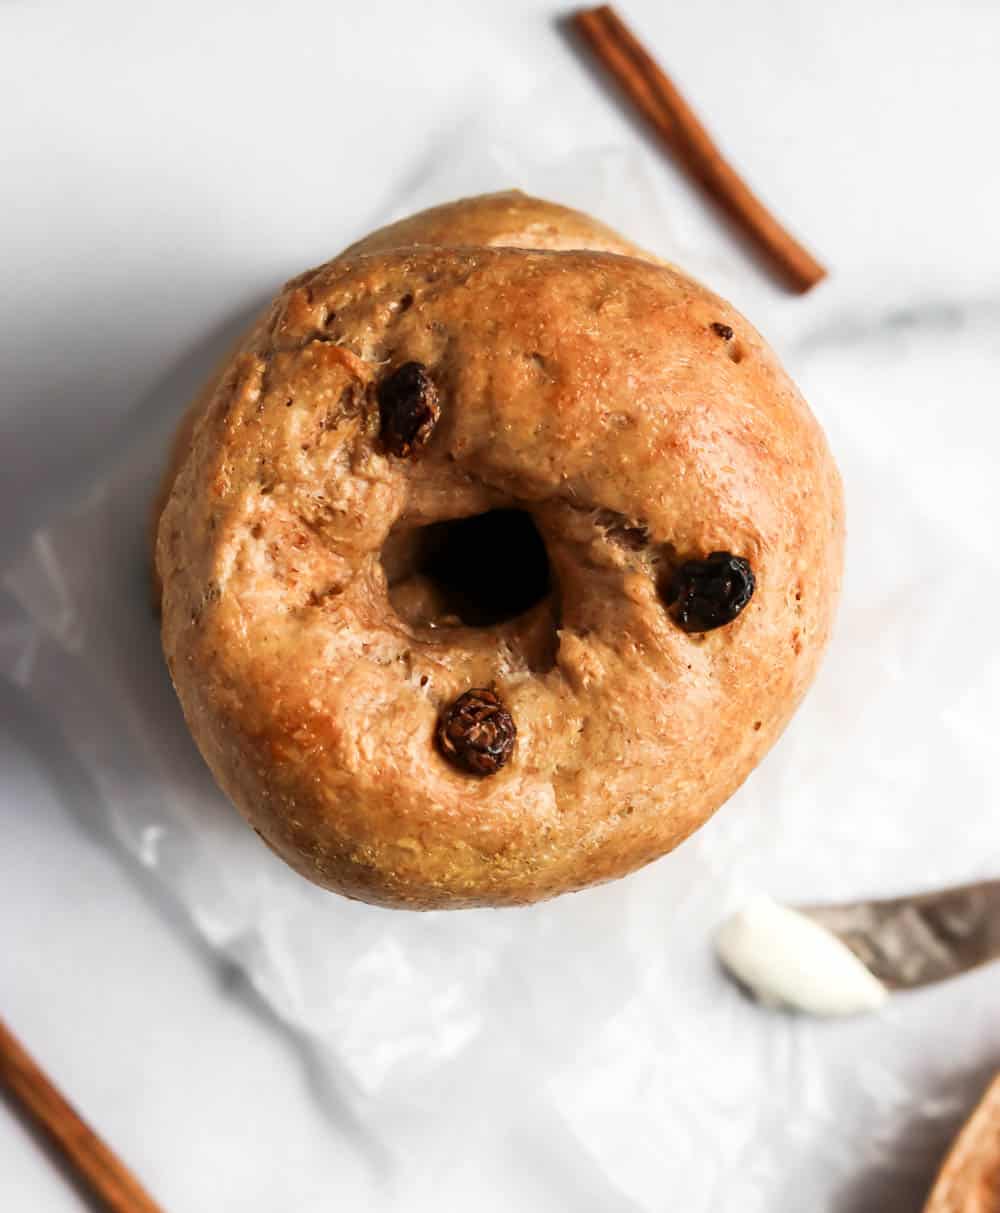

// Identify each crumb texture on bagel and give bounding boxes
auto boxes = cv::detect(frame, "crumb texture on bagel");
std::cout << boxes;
[156,190,844,908]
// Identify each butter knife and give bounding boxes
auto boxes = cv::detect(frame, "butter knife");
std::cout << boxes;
[716,881,1000,1016]
[801,879,1000,991]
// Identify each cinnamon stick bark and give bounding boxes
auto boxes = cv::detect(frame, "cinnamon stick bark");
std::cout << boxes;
[0,1015,166,1213]
[572,5,827,293]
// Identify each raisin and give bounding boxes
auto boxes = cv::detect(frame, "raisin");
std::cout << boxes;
[377,361,440,457]
[710,322,735,341]
[437,688,516,776]
[665,552,755,632]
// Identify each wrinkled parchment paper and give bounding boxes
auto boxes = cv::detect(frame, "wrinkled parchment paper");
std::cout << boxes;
[3,130,999,1211]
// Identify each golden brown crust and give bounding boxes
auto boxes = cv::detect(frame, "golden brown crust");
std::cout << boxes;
[149,349,240,608]
[149,192,655,582]
[925,1075,1000,1213]
[339,189,658,261]
[155,190,844,908]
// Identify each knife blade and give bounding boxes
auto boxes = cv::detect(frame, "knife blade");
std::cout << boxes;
[799,879,1000,991]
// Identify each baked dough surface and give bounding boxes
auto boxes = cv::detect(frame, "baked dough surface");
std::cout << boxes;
[155,191,844,908]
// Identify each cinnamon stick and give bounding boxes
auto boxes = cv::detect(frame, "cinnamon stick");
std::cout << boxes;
[0,1015,166,1213]
[572,5,827,293]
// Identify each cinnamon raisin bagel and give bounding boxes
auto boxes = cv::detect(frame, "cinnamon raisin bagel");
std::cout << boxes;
[154,191,844,909]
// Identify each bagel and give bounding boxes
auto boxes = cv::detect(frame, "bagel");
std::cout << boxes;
[924,1074,1000,1213]
[154,191,844,909]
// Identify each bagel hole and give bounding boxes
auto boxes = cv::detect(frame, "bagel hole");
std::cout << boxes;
[383,509,551,628]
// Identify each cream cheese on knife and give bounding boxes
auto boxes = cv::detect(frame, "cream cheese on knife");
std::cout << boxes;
[716,895,890,1016]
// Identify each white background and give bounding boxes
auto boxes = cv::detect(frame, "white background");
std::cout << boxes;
[3,2,1000,1210]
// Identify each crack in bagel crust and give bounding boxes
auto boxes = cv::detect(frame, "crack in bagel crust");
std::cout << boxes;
[154,190,844,909]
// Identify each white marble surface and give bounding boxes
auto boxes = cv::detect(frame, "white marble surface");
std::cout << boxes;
[3,2,1000,1210]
